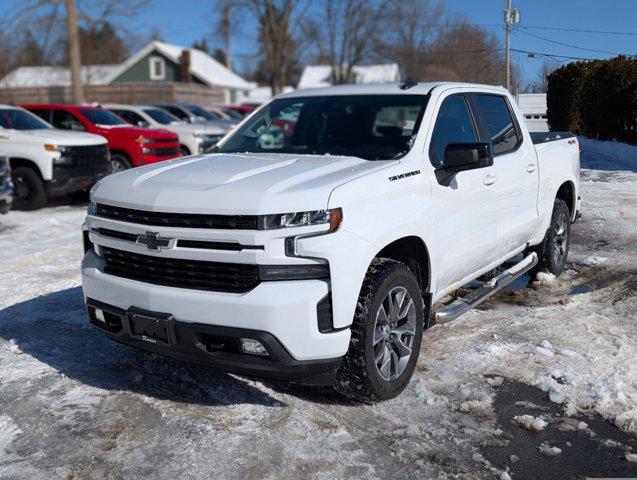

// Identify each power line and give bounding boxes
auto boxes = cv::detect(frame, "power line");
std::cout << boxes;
[520,25,637,36]
[514,28,629,56]
[510,48,597,61]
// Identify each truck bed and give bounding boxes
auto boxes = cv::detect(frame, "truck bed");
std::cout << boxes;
[530,131,576,145]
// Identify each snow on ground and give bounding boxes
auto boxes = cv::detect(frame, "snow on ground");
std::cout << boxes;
[0,139,636,479]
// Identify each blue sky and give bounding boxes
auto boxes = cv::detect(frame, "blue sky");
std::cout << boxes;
[7,0,637,85]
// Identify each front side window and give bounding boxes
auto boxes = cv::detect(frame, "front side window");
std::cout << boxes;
[184,104,216,121]
[52,110,85,131]
[165,106,188,121]
[80,109,127,126]
[429,95,478,168]
[474,94,520,155]
[219,95,429,161]
[0,108,51,130]
[113,110,146,126]
[144,108,180,125]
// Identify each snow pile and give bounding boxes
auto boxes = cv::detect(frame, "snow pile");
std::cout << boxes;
[539,442,562,456]
[0,415,21,454]
[513,415,547,431]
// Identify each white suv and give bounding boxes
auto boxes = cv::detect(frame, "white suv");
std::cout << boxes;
[104,104,226,156]
[0,105,109,210]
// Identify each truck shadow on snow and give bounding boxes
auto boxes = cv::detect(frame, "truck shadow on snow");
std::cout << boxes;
[0,286,300,407]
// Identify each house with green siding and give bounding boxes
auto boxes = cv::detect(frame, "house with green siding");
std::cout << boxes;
[0,41,254,106]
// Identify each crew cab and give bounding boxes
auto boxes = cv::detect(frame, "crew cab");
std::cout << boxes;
[0,104,109,210]
[23,104,181,172]
[103,104,226,157]
[81,83,580,402]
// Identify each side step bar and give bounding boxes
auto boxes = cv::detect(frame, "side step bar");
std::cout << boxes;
[434,252,538,325]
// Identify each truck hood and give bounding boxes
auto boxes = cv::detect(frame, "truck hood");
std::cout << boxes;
[11,129,106,145]
[94,125,176,139]
[93,152,395,214]
[169,122,226,136]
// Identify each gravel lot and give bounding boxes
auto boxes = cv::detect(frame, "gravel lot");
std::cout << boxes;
[0,138,635,479]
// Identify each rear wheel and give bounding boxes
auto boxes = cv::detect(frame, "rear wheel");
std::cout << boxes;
[535,198,571,276]
[12,166,47,210]
[335,258,424,402]
[110,154,131,172]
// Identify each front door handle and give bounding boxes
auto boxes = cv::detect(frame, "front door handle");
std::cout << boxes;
[526,163,537,173]
[483,174,497,186]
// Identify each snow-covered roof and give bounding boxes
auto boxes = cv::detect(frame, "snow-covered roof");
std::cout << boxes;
[0,65,120,88]
[243,85,295,104]
[297,64,401,90]
[113,41,253,91]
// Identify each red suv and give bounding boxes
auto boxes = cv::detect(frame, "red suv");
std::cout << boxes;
[23,104,181,171]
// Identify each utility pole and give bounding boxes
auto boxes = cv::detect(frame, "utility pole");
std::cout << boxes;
[504,0,520,92]
[222,3,232,70]
[65,0,84,103]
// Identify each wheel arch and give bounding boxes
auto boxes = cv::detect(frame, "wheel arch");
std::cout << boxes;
[9,157,44,179]
[555,180,576,219]
[372,235,432,295]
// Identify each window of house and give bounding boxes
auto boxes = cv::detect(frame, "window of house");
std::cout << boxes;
[429,95,478,168]
[474,94,521,156]
[149,56,166,80]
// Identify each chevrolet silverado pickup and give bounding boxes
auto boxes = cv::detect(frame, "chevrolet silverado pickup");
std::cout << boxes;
[0,105,109,210]
[81,82,580,402]
[24,104,181,172]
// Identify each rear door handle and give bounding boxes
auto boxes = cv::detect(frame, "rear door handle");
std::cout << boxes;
[526,163,537,173]
[483,174,497,186]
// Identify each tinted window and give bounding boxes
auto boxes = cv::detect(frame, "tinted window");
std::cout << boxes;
[81,109,127,126]
[30,109,52,123]
[429,95,478,168]
[184,104,216,121]
[0,109,50,130]
[164,106,188,120]
[113,110,145,125]
[144,108,179,125]
[475,95,520,155]
[52,110,85,131]
[219,95,429,161]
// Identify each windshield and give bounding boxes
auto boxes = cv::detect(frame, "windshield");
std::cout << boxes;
[81,109,127,126]
[144,108,180,125]
[0,109,50,130]
[218,95,429,160]
[185,104,216,121]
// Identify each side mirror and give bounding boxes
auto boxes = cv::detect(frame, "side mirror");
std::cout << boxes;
[441,142,492,173]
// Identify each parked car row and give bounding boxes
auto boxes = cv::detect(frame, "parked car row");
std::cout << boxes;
[0,102,241,211]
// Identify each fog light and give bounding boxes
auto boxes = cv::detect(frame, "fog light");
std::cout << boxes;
[239,338,268,356]
[94,309,106,323]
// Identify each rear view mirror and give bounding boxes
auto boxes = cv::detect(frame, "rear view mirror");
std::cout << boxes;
[441,142,492,172]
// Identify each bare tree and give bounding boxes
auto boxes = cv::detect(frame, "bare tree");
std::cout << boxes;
[373,0,444,80]
[527,58,559,93]
[248,0,303,95]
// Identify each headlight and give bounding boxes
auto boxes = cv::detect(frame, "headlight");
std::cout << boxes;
[45,144,69,153]
[258,208,342,231]
[87,201,96,216]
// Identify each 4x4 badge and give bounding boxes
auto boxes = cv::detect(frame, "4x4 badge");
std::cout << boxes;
[136,231,171,251]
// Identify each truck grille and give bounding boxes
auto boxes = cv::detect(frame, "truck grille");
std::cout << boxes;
[95,203,259,230]
[101,246,260,293]
[61,144,109,166]
[145,146,179,157]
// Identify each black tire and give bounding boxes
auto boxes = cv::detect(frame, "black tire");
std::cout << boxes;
[110,153,131,172]
[335,258,424,402]
[11,166,47,210]
[534,198,571,277]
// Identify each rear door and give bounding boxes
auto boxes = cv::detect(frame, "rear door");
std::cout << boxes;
[472,94,539,254]
[429,93,502,292]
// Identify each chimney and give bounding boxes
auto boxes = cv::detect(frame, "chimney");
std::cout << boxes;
[180,50,192,83]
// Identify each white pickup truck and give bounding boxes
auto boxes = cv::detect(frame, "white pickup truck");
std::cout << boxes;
[81,82,580,402]
[0,105,110,210]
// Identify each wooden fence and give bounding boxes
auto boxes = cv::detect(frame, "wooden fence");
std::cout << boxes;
[0,82,226,107]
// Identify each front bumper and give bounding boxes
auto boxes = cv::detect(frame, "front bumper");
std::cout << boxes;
[48,163,112,195]
[81,249,350,384]
[85,298,342,386]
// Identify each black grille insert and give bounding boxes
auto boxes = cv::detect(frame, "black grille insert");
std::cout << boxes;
[101,246,261,293]
[95,203,259,230]
[61,144,109,166]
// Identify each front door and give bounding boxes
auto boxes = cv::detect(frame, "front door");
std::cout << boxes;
[428,93,502,293]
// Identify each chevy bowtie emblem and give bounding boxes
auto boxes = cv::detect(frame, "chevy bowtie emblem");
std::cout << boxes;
[136,231,171,251]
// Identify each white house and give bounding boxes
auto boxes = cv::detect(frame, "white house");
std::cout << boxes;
[297,64,401,90]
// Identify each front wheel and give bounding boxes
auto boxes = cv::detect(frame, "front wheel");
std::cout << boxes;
[110,154,131,172]
[12,166,47,210]
[335,258,424,402]
[535,198,571,276]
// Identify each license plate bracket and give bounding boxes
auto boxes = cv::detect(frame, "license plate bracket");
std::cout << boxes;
[127,308,176,347]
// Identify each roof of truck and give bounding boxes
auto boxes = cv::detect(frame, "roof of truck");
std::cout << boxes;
[282,82,508,98]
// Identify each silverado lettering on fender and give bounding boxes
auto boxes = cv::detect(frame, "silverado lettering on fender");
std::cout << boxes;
[81,82,580,402]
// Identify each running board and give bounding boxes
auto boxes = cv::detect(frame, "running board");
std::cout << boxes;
[434,252,538,325]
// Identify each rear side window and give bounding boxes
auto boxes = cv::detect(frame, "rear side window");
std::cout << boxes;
[474,95,520,155]
[429,95,478,168]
